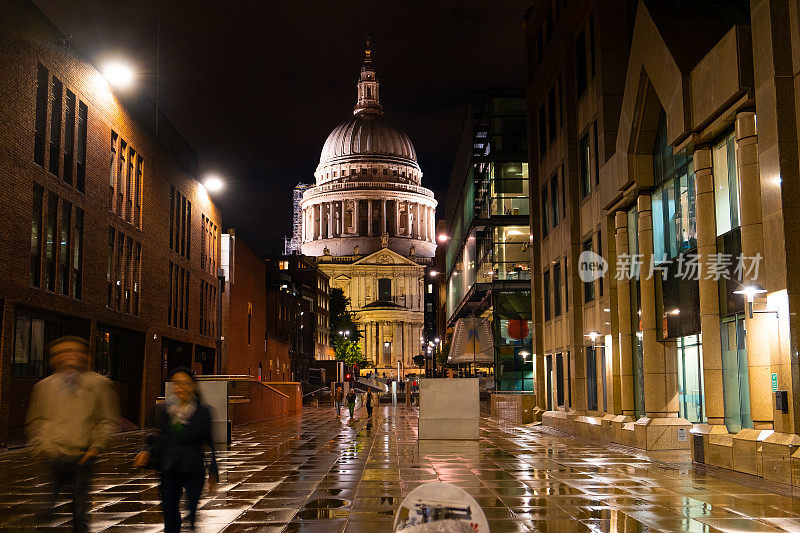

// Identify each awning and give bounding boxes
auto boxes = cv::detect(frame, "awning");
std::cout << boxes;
[448,317,494,364]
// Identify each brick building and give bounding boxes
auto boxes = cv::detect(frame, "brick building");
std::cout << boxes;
[220,230,291,382]
[265,255,330,385]
[0,0,222,443]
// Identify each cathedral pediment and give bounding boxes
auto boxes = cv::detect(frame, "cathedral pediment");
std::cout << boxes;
[353,248,419,267]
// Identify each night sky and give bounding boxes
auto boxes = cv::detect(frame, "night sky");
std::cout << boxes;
[33,0,530,254]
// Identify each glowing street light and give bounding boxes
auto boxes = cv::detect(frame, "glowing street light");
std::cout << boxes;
[437,233,449,243]
[429,270,439,277]
[102,61,134,87]
[204,175,224,193]
[734,283,769,319]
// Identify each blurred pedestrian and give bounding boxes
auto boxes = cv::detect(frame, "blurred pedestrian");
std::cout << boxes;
[134,367,218,533]
[334,385,344,417]
[26,336,119,533]
[365,389,374,418]
[346,388,357,418]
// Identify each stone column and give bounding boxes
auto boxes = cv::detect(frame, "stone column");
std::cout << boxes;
[382,201,387,235]
[353,199,359,236]
[368,200,373,237]
[314,204,321,239]
[614,211,636,417]
[694,146,725,426]
[430,206,435,241]
[737,111,773,429]
[327,202,333,239]
[637,194,679,418]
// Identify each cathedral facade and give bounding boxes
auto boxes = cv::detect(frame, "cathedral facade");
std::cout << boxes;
[300,43,436,375]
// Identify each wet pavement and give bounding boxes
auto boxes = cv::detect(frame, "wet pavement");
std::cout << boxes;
[2,404,800,532]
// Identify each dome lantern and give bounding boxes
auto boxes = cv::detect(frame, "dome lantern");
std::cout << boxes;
[354,37,382,115]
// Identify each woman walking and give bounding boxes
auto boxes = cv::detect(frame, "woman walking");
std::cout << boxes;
[134,368,218,533]
[346,388,357,418]
[365,389,374,418]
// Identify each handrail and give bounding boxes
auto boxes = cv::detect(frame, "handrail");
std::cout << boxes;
[302,180,436,200]
[193,375,294,399]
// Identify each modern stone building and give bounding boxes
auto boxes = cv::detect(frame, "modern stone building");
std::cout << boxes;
[300,43,435,376]
[0,0,222,443]
[522,0,800,484]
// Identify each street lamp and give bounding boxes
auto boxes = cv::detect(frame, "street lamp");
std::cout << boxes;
[733,283,771,319]
[437,233,449,243]
[429,270,439,277]
[204,175,224,193]
[102,61,134,87]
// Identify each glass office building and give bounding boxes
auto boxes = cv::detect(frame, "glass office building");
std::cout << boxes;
[444,91,532,389]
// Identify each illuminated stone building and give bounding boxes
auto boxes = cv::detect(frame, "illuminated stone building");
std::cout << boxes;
[523,0,800,485]
[300,43,436,376]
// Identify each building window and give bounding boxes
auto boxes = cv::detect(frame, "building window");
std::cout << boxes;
[48,76,62,176]
[134,157,142,228]
[31,184,44,287]
[541,184,549,237]
[58,201,71,296]
[543,269,551,321]
[168,261,190,330]
[76,102,87,192]
[378,278,391,301]
[563,257,569,312]
[579,134,591,199]
[713,131,741,236]
[72,208,83,299]
[44,193,57,291]
[553,262,561,317]
[550,173,559,227]
[12,315,46,379]
[34,64,48,166]
[170,187,192,260]
[560,164,566,219]
[583,238,594,303]
[63,90,75,185]
[575,29,587,97]
[593,121,600,185]
[279,260,289,270]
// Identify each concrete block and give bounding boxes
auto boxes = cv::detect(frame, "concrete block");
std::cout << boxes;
[419,378,479,440]
[761,433,800,485]
[732,429,770,476]
[706,434,734,470]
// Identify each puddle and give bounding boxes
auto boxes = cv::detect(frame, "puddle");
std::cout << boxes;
[303,498,350,509]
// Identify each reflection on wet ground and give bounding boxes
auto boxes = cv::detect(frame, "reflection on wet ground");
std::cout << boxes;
[2,405,800,531]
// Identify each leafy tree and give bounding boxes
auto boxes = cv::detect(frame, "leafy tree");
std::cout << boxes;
[412,354,426,367]
[333,336,367,367]
[330,287,361,343]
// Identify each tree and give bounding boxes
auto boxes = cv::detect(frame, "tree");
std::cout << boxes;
[333,336,367,367]
[330,287,361,343]
[412,354,426,367]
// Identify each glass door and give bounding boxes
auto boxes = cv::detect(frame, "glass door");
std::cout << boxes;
[721,315,752,432]
[677,334,704,422]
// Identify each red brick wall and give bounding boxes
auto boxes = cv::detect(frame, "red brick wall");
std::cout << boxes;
[228,379,302,425]
[0,1,222,443]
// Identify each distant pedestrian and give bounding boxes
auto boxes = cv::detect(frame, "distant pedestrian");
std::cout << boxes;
[134,368,218,533]
[334,386,344,417]
[365,390,374,418]
[346,389,357,418]
[26,336,119,533]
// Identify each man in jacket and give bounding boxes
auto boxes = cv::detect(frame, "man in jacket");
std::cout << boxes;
[26,336,119,532]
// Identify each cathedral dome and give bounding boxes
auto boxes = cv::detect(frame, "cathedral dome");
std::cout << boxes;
[318,113,418,169]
